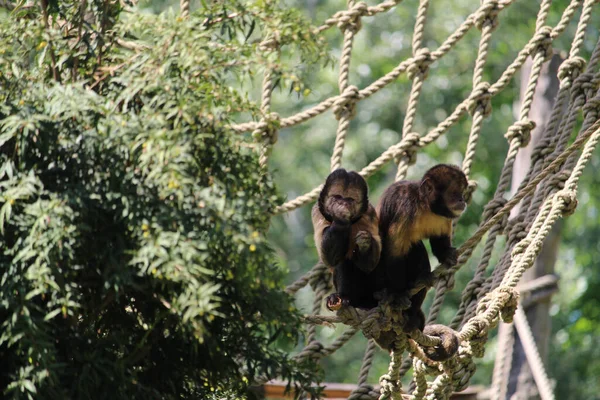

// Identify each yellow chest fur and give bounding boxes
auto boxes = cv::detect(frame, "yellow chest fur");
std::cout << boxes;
[387,212,452,257]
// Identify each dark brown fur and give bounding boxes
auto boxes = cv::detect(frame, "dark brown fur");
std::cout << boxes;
[378,164,468,266]
[312,169,381,310]
[374,164,468,335]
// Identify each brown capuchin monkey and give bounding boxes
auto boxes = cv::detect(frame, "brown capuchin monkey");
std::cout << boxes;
[375,164,468,334]
[312,169,381,311]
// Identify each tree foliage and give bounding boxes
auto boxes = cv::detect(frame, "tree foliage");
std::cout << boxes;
[0,0,326,398]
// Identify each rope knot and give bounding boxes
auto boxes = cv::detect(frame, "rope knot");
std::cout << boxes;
[557,56,586,88]
[252,112,281,144]
[533,26,553,62]
[555,189,578,216]
[337,2,368,32]
[497,287,519,323]
[398,132,421,166]
[333,85,360,120]
[407,48,432,80]
[475,0,500,31]
[295,340,324,361]
[505,119,535,147]
[469,81,492,117]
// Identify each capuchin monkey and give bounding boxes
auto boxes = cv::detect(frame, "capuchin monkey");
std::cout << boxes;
[375,164,468,332]
[312,169,381,311]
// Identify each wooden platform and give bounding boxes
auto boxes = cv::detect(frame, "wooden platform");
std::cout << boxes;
[261,380,485,399]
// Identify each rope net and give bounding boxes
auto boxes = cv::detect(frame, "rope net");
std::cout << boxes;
[214,0,600,398]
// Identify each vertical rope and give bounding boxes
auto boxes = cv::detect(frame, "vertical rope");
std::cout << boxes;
[379,338,407,400]
[357,339,377,387]
[179,0,189,18]
[395,0,430,181]
[330,0,362,171]
[461,0,498,177]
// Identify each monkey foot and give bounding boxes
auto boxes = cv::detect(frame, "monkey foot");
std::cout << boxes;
[326,293,349,311]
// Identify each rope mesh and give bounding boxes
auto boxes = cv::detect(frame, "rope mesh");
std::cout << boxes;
[229,0,600,398]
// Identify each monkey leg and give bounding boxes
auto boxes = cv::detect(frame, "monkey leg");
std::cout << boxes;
[331,262,377,309]
[403,288,427,332]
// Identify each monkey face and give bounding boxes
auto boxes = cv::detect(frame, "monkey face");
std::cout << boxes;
[444,187,467,217]
[325,184,364,223]
[318,169,369,223]
[422,164,468,219]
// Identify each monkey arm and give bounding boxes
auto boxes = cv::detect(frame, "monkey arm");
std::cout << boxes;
[320,221,351,267]
[429,235,458,265]
[351,231,381,273]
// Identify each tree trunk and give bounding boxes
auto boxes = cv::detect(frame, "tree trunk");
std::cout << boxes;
[495,53,564,400]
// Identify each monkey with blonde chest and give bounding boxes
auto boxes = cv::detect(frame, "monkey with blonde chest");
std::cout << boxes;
[375,164,468,334]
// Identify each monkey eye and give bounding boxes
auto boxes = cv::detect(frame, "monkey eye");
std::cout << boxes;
[344,197,355,203]
[333,194,343,200]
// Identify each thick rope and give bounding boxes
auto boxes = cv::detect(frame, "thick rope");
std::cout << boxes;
[179,0,189,18]
[394,0,430,181]
[330,0,361,171]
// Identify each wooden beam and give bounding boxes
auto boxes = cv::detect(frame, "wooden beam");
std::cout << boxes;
[261,380,484,399]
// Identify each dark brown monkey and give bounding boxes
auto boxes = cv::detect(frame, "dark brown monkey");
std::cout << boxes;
[379,164,468,267]
[375,164,468,333]
[312,169,381,311]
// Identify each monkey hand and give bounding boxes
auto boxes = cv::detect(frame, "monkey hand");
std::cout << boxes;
[354,231,372,253]
[329,208,354,225]
[439,247,458,266]
[326,293,350,311]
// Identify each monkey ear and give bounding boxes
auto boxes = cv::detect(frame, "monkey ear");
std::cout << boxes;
[420,178,435,200]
